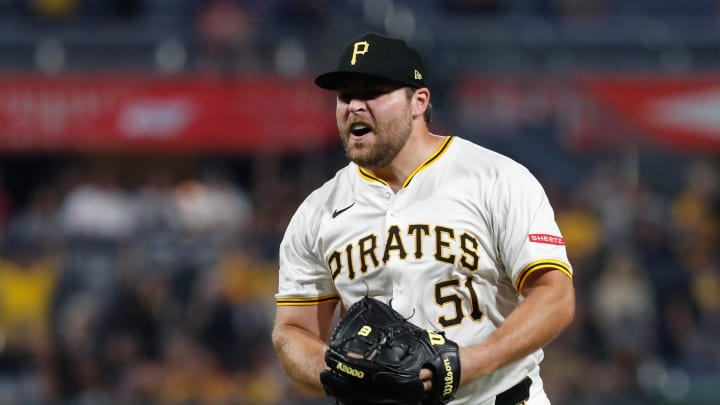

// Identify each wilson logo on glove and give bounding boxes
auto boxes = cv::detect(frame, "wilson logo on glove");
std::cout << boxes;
[358,325,372,336]
[428,330,446,345]
[442,358,455,396]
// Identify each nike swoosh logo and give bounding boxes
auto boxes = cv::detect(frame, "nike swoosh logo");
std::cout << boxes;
[332,202,356,218]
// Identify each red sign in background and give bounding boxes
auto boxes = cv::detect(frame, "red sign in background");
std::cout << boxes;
[455,73,720,153]
[577,74,720,151]
[1,73,720,154]
[0,74,337,153]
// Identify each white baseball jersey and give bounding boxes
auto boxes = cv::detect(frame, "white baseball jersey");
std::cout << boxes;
[276,136,572,404]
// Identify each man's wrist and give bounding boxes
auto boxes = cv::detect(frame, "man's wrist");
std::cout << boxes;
[459,345,495,386]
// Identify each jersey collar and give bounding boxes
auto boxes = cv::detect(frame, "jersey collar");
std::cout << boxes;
[358,136,454,189]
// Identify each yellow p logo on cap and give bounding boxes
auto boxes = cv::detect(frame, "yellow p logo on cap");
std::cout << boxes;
[351,41,369,65]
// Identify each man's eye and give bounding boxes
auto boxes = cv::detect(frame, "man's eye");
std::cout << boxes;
[339,94,359,102]
[339,92,381,102]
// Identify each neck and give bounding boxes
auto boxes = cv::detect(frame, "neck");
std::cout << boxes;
[366,130,445,193]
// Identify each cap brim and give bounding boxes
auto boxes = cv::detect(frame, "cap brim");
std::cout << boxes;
[314,71,350,90]
[315,71,420,90]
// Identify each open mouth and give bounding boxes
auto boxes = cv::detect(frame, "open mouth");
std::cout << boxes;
[350,123,372,137]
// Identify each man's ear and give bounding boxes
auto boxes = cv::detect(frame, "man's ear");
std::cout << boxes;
[412,88,430,118]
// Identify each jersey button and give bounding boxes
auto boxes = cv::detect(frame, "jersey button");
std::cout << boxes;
[389,211,397,217]
[384,192,392,199]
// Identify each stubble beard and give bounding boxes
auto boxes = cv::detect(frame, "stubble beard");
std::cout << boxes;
[339,110,413,170]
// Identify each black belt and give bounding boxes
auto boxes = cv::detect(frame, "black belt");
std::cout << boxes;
[495,376,532,405]
[336,375,533,405]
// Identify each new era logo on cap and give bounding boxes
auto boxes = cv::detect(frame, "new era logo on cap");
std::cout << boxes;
[315,32,427,90]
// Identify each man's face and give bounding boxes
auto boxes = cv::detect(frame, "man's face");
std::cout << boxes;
[335,78,413,169]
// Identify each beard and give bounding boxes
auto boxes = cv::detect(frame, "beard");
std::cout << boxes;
[338,109,413,169]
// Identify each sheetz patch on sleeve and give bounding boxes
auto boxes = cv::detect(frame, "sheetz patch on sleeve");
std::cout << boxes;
[528,234,565,245]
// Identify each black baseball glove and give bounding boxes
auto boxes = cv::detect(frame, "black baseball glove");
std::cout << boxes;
[320,296,461,405]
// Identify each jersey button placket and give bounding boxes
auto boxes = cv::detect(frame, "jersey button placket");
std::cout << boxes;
[386,188,403,219]
[382,189,403,300]
[379,188,396,224]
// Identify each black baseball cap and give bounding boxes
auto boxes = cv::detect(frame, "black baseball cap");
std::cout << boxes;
[315,32,427,90]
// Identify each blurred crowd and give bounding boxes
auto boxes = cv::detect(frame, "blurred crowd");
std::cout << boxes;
[0,148,717,405]
[540,157,720,404]
[0,160,289,404]
[5,0,720,74]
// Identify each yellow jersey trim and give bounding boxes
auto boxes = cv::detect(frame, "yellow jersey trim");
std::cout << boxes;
[403,135,453,188]
[276,294,340,307]
[358,167,389,186]
[358,136,454,188]
[515,259,573,293]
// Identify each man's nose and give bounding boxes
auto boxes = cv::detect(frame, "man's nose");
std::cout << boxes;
[348,98,367,113]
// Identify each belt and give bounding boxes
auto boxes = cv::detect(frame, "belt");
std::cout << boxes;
[335,375,533,405]
[495,376,532,405]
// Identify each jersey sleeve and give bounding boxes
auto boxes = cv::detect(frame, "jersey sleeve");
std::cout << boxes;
[491,163,573,293]
[275,196,339,306]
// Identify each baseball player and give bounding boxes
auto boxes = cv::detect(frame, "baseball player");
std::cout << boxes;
[272,32,575,404]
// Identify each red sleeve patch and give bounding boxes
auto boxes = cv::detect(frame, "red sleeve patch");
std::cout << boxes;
[528,234,565,245]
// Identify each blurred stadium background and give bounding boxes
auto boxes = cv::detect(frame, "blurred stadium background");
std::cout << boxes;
[0,0,718,404]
